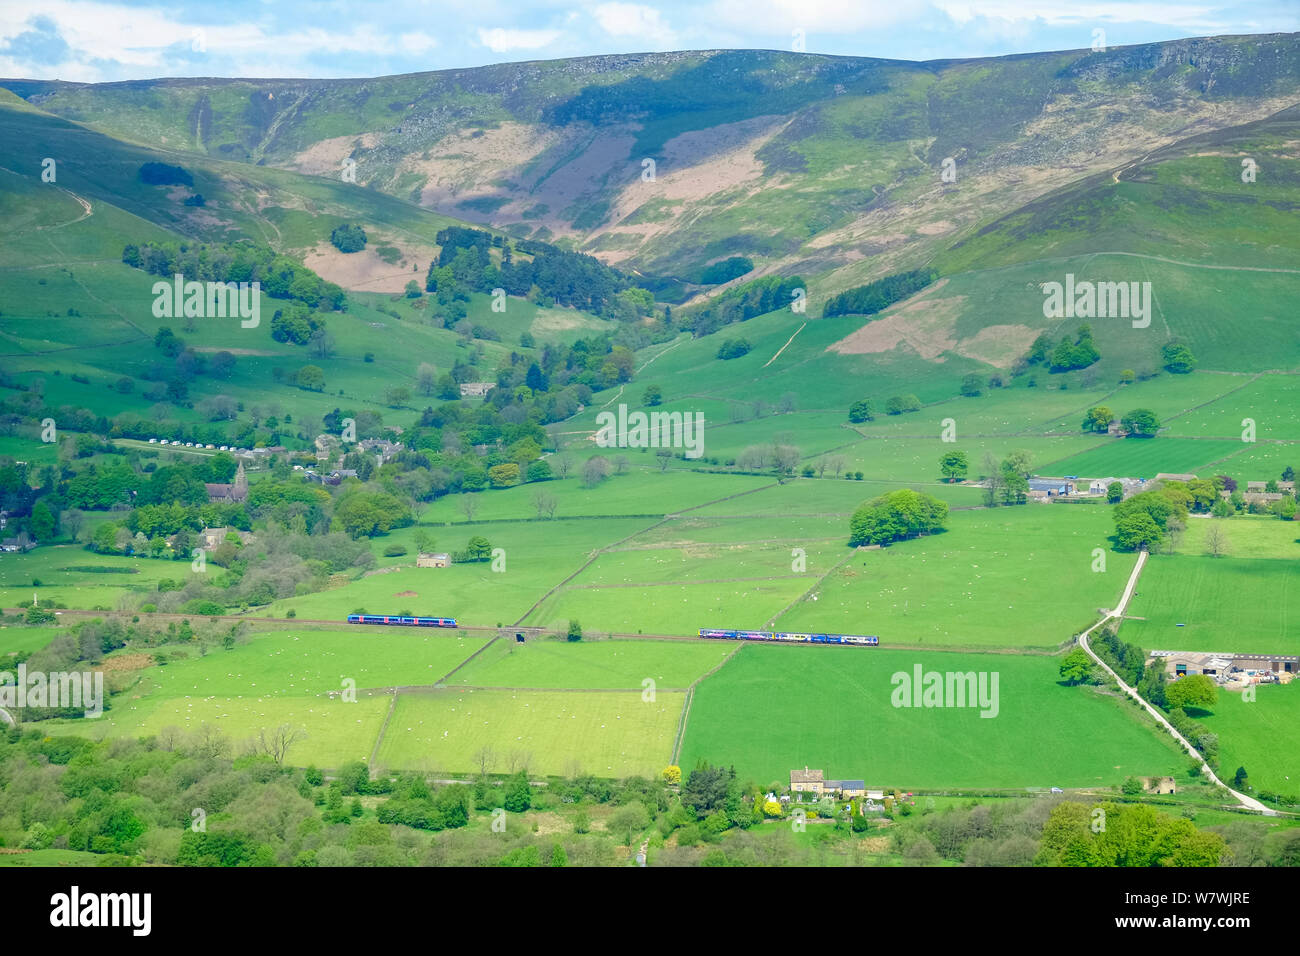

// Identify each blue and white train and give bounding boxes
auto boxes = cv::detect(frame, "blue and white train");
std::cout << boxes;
[698,628,878,646]
[347,614,458,628]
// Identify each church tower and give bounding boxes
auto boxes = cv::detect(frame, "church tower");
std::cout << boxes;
[234,461,247,493]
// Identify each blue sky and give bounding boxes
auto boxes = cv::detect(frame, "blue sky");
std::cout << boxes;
[0,1,1295,82]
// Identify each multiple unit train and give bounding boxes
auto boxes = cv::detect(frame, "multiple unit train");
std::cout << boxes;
[340,614,872,646]
[346,614,458,628]
[698,628,878,646]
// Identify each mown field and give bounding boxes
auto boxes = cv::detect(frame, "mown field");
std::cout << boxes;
[373,688,684,778]
[678,642,1184,788]
[776,505,1134,649]
[1122,554,1298,654]
[1197,681,1300,796]
[448,637,735,689]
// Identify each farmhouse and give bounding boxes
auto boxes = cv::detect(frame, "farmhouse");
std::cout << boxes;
[1247,480,1295,494]
[360,438,402,462]
[790,767,824,795]
[204,462,247,503]
[459,382,496,397]
[789,768,869,798]
[197,527,253,550]
[416,552,451,568]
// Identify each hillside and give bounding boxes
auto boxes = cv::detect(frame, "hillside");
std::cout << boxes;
[6,34,1299,304]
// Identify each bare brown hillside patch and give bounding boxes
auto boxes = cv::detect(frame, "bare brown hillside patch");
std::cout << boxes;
[827,280,964,360]
[958,324,1040,368]
[290,132,380,177]
[303,242,427,293]
[101,654,154,673]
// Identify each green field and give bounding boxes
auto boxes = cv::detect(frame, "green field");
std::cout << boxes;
[776,505,1134,649]
[1198,681,1300,796]
[132,628,490,696]
[0,625,58,657]
[1043,437,1248,480]
[1122,554,1299,654]
[373,688,684,777]
[449,637,734,689]
[678,643,1185,787]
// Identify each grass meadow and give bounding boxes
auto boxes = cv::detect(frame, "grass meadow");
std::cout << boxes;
[678,643,1185,788]
[1197,681,1300,796]
[373,688,684,777]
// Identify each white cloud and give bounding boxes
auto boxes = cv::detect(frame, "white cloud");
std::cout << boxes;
[936,2,1222,29]
[592,3,677,47]
[476,26,563,53]
[705,0,913,35]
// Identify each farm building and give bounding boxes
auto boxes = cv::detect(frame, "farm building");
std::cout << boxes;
[416,552,451,568]
[1247,480,1295,493]
[825,780,867,798]
[1143,776,1176,795]
[459,382,496,397]
[1027,478,1070,497]
[1150,650,1298,684]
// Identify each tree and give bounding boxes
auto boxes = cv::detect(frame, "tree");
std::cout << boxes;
[716,338,752,360]
[416,362,437,396]
[1059,647,1094,685]
[1107,481,1124,504]
[1284,466,1296,483]
[1082,406,1114,433]
[1204,523,1229,558]
[939,450,969,482]
[643,385,663,407]
[959,374,983,397]
[330,223,367,253]
[488,463,520,487]
[460,494,480,522]
[1211,497,1233,518]
[1115,511,1163,552]
[473,746,495,778]
[885,394,921,415]
[566,620,582,642]
[655,448,673,472]
[503,772,532,812]
[295,365,326,391]
[1161,342,1197,374]
[582,455,611,487]
[254,724,307,766]
[848,400,874,423]
[662,765,682,785]
[1166,674,1218,711]
[1232,766,1250,790]
[464,535,493,561]
[404,280,422,298]
[849,489,948,546]
[532,490,557,519]
[1120,409,1160,437]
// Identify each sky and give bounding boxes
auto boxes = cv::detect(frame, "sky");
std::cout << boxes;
[0,0,1295,83]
